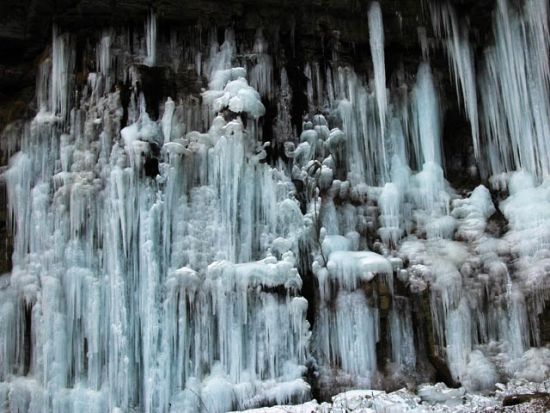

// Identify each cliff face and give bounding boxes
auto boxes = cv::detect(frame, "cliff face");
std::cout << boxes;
[0,0,495,277]
[0,0,494,131]
[4,1,550,412]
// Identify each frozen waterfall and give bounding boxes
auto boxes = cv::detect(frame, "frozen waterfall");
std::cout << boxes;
[0,0,549,412]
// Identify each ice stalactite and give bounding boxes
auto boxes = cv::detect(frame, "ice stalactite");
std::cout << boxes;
[50,27,74,119]
[145,11,157,66]
[417,26,430,61]
[273,69,294,146]
[498,172,550,346]
[97,31,113,94]
[300,62,444,389]
[368,2,387,143]
[206,29,237,92]
[479,0,550,178]
[280,35,547,392]
[312,229,393,390]
[411,63,441,168]
[428,2,480,159]
[249,29,274,101]
[427,0,550,179]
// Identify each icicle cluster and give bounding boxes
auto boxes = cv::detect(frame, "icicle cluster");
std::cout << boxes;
[0,27,310,413]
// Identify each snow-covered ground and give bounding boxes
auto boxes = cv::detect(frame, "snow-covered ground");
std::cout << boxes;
[233,380,550,413]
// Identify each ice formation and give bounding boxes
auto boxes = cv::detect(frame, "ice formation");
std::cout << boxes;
[479,0,550,178]
[1,28,311,413]
[0,0,549,412]
[428,2,480,158]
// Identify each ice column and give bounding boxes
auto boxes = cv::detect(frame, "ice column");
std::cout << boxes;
[368,2,387,138]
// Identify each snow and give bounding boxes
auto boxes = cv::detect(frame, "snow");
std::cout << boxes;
[512,348,550,382]
[452,185,495,241]
[204,77,266,119]
[234,379,550,412]
[326,251,393,288]
[462,350,498,392]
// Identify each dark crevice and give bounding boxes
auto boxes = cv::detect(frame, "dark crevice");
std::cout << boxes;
[23,303,32,375]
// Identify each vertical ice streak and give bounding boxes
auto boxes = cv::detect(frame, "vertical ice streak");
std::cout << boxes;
[411,62,441,167]
[97,31,113,93]
[368,2,387,138]
[145,10,157,66]
[250,29,274,100]
[417,26,430,61]
[50,26,73,117]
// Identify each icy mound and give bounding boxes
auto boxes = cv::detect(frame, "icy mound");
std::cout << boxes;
[203,74,266,119]
[325,250,393,288]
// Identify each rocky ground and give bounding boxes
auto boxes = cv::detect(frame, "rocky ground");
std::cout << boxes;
[233,380,550,412]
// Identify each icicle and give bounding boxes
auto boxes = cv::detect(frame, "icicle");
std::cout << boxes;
[97,31,113,92]
[417,26,430,61]
[249,29,274,100]
[368,2,387,138]
[161,97,176,144]
[428,2,480,159]
[50,26,73,118]
[273,69,294,144]
[389,298,416,371]
[378,183,403,246]
[314,291,379,386]
[479,0,550,178]
[411,62,441,167]
[145,10,157,66]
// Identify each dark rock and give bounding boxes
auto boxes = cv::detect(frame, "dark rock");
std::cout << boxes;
[539,301,550,345]
[0,180,13,273]
[486,207,508,238]
[502,393,550,407]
